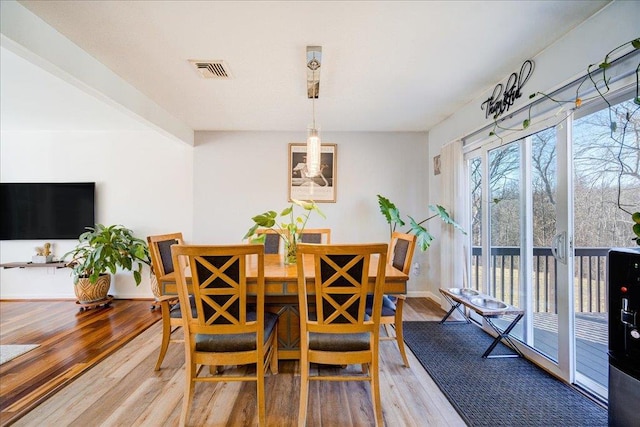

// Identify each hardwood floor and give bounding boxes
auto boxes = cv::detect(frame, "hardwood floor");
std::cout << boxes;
[2,298,464,426]
[0,299,161,426]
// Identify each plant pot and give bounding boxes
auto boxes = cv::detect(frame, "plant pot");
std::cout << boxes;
[149,273,161,300]
[74,274,111,303]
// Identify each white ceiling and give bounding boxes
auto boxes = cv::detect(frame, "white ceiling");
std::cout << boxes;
[6,1,610,133]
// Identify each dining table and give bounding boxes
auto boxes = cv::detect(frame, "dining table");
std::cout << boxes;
[158,253,409,359]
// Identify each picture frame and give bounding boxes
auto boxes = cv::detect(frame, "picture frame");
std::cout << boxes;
[288,143,337,203]
[433,154,441,176]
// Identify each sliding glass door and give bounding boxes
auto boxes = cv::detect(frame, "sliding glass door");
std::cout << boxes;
[465,92,639,400]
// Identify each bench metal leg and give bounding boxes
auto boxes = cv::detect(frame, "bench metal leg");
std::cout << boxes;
[440,295,471,324]
[482,314,524,358]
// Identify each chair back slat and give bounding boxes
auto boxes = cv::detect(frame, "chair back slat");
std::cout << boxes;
[173,245,264,336]
[299,228,331,244]
[297,243,387,334]
[389,231,416,275]
[147,232,184,277]
[255,229,281,254]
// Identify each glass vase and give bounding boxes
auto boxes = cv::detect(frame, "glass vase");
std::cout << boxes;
[284,240,297,265]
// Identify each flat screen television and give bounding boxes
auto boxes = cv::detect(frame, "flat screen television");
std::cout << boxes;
[0,182,95,240]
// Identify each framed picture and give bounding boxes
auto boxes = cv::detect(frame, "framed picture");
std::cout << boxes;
[433,154,441,175]
[288,143,337,203]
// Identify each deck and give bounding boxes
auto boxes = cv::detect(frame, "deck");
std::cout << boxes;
[493,312,608,387]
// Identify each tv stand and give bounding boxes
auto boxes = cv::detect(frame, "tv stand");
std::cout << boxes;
[0,261,68,269]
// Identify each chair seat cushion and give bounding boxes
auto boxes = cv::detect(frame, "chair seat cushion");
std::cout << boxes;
[169,295,198,318]
[309,331,370,352]
[194,312,278,353]
[365,295,397,317]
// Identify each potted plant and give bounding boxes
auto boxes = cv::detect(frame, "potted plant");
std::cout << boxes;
[64,224,150,303]
[632,212,640,246]
[244,199,325,264]
[377,194,465,251]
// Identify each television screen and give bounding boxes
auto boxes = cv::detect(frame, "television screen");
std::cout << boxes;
[0,182,95,240]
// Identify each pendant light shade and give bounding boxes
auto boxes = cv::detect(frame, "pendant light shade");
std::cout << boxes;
[306,46,322,178]
[306,126,321,177]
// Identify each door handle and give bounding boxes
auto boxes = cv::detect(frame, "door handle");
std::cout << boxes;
[552,231,567,265]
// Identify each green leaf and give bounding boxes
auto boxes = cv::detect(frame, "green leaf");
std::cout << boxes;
[429,205,467,234]
[280,205,293,216]
[251,213,276,227]
[243,223,260,240]
[634,97,640,105]
[599,61,610,69]
[408,217,434,251]
[522,119,530,129]
[631,39,640,49]
[133,270,142,286]
[529,93,536,99]
[632,212,640,224]
[489,131,495,136]
[377,194,404,227]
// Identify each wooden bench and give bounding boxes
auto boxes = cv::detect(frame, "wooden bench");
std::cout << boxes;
[439,287,524,359]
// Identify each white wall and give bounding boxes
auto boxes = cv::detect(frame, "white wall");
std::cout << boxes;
[0,130,194,299]
[427,0,640,300]
[193,130,433,296]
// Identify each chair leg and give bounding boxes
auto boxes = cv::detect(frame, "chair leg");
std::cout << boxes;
[395,301,410,368]
[180,358,196,427]
[298,352,309,427]
[371,349,383,427]
[269,325,279,374]
[383,323,393,337]
[257,353,266,426]
[155,305,173,371]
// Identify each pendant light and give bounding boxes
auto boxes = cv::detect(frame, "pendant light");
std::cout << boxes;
[306,46,322,178]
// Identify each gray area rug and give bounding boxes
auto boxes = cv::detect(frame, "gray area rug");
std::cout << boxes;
[403,321,607,426]
[0,344,39,365]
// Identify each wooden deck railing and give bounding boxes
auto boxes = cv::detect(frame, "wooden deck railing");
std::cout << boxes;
[470,247,609,314]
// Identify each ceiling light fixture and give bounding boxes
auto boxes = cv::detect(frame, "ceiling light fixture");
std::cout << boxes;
[306,46,322,178]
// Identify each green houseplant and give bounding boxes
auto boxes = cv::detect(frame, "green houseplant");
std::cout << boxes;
[244,199,325,264]
[64,224,150,303]
[377,194,465,251]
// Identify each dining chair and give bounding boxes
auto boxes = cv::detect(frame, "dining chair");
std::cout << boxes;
[366,231,416,367]
[255,228,281,254]
[296,242,387,426]
[171,243,279,427]
[147,232,195,371]
[299,228,331,244]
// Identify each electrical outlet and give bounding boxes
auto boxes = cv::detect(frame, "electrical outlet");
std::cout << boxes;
[412,262,420,276]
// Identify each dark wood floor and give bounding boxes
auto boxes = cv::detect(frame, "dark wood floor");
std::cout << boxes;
[0,299,161,426]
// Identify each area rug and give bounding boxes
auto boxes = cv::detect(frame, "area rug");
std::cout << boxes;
[403,321,607,426]
[0,344,40,365]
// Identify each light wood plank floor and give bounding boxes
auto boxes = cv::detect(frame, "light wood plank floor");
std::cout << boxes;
[7,298,465,426]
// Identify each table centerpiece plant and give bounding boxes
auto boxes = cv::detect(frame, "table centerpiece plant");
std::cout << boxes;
[244,199,325,264]
[63,224,151,303]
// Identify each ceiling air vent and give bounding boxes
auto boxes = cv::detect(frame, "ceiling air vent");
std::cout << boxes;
[189,60,232,79]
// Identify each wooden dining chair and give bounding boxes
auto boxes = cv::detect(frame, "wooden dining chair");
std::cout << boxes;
[171,244,279,427]
[299,228,331,244]
[147,232,195,371]
[296,243,388,426]
[255,228,282,254]
[366,231,416,367]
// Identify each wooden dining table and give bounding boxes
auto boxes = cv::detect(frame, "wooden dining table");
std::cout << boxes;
[158,253,408,359]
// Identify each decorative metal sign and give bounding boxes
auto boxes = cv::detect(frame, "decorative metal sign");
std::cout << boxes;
[481,60,534,120]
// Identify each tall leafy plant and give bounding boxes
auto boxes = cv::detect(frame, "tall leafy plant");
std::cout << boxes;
[377,194,465,251]
[64,224,150,285]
